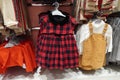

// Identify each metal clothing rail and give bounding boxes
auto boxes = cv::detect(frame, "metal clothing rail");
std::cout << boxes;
[31,27,40,30]
[27,2,73,7]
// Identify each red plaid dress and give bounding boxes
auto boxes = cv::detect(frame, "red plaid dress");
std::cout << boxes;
[36,11,79,69]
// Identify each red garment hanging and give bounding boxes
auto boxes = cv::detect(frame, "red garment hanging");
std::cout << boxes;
[12,0,27,30]
[98,0,103,10]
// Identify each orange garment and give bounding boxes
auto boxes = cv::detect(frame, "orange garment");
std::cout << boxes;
[0,41,37,73]
[79,22,108,70]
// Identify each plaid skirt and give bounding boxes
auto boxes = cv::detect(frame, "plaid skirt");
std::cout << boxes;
[36,34,79,69]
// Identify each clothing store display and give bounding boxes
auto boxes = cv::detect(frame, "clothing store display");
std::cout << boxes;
[0,0,29,38]
[76,20,112,54]
[36,11,79,69]
[73,0,114,22]
[76,20,112,70]
[1,0,120,80]
[0,40,37,73]
[0,0,18,27]
[106,14,120,63]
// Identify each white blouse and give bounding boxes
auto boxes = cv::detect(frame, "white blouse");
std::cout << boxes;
[76,20,113,55]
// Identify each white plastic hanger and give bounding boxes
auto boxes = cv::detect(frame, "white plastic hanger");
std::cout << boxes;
[91,11,103,24]
[51,2,66,17]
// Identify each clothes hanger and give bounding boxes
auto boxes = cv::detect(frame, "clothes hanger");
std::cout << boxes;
[91,11,103,24]
[51,2,66,17]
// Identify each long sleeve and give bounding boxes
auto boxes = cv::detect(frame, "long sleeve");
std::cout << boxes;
[105,25,113,52]
[0,0,18,27]
[76,26,81,54]
[76,24,90,55]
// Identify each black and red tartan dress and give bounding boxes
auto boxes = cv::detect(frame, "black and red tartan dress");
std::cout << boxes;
[36,11,79,70]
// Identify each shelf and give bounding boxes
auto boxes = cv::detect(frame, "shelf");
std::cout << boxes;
[27,2,73,7]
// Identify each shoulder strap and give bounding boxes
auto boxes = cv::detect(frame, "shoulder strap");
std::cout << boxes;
[89,22,93,34]
[102,23,108,35]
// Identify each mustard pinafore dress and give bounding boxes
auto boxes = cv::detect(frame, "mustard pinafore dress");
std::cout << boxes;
[79,22,108,70]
